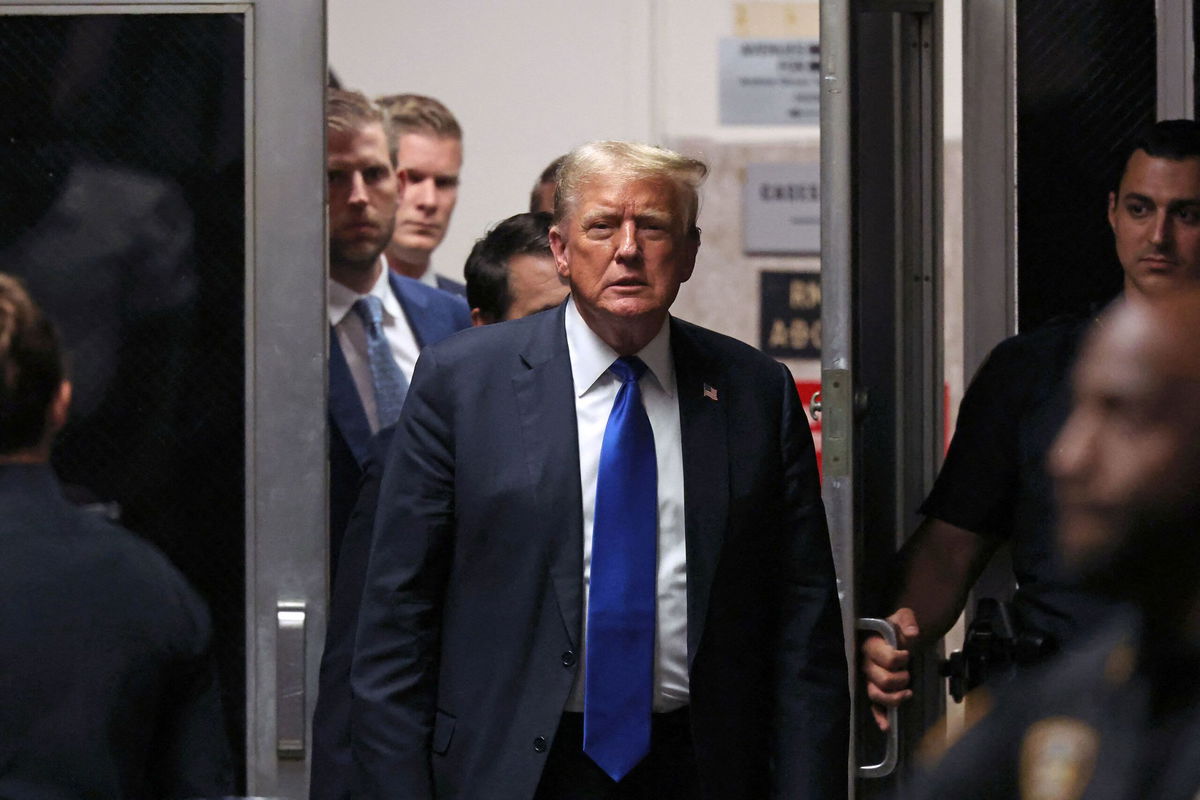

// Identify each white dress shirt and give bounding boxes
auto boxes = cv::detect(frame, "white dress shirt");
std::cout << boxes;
[327,257,421,433]
[562,297,689,713]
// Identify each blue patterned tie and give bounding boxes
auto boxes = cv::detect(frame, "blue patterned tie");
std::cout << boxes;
[584,356,657,782]
[353,295,409,429]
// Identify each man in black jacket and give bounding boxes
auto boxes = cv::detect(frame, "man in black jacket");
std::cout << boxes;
[0,272,232,799]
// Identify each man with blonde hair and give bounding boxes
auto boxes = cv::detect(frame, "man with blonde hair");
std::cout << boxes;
[351,140,848,799]
[324,88,469,579]
[375,93,465,294]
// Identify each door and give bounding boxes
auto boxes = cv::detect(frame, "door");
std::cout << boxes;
[0,3,325,796]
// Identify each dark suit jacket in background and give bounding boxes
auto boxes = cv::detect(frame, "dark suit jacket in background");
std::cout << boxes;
[351,303,849,799]
[434,273,466,297]
[311,424,396,800]
[328,272,470,579]
[0,464,232,799]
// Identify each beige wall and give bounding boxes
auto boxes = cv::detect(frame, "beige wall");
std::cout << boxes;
[328,0,963,394]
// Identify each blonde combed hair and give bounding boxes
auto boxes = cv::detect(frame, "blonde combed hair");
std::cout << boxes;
[554,140,708,233]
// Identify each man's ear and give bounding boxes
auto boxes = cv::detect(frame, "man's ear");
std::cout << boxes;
[470,307,491,327]
[1107,190,1118,232]
[679,226,700,284]
[47,380,71,436]
[396,165,409,194]
[549,226,570,278]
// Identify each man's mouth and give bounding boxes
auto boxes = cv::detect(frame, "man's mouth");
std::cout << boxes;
[404,222,441,235]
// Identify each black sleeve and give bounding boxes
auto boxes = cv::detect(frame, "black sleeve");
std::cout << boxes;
[311,426,396,800]
[919,336,1032,540]
[772,362,850,799]
[152,586,234,799]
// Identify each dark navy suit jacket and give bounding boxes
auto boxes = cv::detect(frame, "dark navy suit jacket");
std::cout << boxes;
[349,303,849,799]
[0,464,232,799]
[312,424,395,800]
[434,273,466,297]
[328,271,469,579]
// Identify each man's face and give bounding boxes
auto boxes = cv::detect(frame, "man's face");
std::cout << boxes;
[1109,150,1200,298]
[327,122,398,270]
[550,175,697,335]
[1049,306,1200,597]
[389,132,462,263]
[504,253,569,320]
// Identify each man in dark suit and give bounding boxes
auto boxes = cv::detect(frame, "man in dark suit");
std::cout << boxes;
[311,210,567,800]
[375,93,466,295]
[350,140,848,799]
[0,272,232,798]
[325,88,469,578]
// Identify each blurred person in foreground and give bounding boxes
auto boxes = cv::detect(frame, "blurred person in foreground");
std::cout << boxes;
[350,140,847,799]
[0,272,232,798]
[901,291,1200,800]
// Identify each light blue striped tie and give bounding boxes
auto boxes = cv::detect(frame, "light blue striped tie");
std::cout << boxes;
[353,295,408,429]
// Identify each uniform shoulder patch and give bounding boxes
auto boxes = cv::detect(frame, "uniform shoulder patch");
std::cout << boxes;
[1018,717,1099,800]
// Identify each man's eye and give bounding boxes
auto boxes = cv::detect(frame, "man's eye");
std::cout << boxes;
[1177,207,1200,224]
[364,168,388,182]
[1126,201,1150,216]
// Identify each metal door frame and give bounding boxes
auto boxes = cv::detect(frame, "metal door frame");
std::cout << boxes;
[1157,0,1195,119]
[4,3,326,796]
[822,1,945,794]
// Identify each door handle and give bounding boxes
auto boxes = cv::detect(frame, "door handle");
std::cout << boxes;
[276,602,307,759]
[857,617,899,778]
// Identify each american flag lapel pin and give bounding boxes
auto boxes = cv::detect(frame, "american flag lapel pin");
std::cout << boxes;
[703,383,719,401]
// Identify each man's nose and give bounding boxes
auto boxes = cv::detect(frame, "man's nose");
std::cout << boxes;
[615,220,640,259]
[1048,413,1094,483]
[1151,210,1172,246]
[411,177,438,209]
[348,172,370,206]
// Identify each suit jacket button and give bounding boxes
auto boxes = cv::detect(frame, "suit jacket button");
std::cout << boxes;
[534,736,548,753]
[561,650,577,667]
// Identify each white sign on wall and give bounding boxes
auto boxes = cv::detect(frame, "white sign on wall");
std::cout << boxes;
[719,38,820,125]
[743,162,820,254]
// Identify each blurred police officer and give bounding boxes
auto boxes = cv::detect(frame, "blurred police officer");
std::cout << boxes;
[901,290,1200,800]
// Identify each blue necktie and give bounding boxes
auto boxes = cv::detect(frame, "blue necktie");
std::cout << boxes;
[353,295,409,429]
[584,356,657,782]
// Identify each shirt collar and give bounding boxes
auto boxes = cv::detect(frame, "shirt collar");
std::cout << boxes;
[564,296,674,398]
[327,256,403,326]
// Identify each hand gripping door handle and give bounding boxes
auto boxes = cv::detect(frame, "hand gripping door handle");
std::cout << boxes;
[856,617,899,778]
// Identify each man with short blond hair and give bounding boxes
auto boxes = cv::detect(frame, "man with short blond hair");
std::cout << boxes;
[324,88,468,579]
[351,140,847,799]
[375,93,465,294]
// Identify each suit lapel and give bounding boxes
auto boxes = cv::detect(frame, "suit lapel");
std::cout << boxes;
[512,306,584,648]
[671,320,730,665]
[391,271,433,347]
[328,332,372,466]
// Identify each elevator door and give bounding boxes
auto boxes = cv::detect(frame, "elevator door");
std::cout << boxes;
[0,3,325,796]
